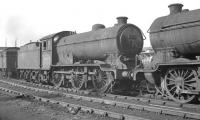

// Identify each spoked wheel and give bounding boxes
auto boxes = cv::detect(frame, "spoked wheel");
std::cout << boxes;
[71,74,85,90]
[92,70,114,93]
[51,73,64,87]
[24,71,30,81]
[37,72,44,84]
[30,72,37,83]
[164,68,197,103]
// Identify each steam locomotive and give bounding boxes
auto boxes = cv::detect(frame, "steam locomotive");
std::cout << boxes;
[0,3,200,103]
[141,3,200,103]
[0,17,144,93]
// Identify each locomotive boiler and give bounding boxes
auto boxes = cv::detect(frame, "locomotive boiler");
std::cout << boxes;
[51,17,144,92]
[139,3,200,103]
[150,3,200,57]
[56,17,143,66]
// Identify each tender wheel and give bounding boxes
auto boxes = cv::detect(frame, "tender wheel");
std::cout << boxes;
[30,71,37,83]
[164,68,197,103]
[34,72,42,84]
[0,71,2,78]
[19,71,24,79]
[51,73,64,87]
[24,71,30,81]
[92,70,113,93]
[71,74,85,90]
[37,72,43,84]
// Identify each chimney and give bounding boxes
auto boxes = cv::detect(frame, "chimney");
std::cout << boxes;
[116,17,128,25]
[168,3,183,15]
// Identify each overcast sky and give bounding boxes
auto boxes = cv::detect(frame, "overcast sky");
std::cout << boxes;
[0,0,199,47]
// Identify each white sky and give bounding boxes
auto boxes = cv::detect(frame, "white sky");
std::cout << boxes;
[0,0,199,47]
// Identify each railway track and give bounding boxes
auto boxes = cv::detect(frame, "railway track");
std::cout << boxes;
[4,78,200,110]
[0,79,200,120]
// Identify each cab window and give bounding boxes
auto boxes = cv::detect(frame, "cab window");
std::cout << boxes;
[43,41,47,50]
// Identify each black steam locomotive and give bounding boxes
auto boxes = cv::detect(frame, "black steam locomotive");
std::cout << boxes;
[0,3,200,103]
[1,17,144,93]
[140,3,200,103]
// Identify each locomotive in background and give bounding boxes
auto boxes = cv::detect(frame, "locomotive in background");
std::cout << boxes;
[1,3,200,104]
[0,47,18,78]
[137,3,200,103]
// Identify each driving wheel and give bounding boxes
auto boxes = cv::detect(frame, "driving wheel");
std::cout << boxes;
[164,68,197,103]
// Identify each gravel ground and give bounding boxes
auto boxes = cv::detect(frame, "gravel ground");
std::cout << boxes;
[0,80,197,120]
[0,91,117,120]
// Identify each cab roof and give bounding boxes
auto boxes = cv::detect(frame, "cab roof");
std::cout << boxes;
[40,31,76,41]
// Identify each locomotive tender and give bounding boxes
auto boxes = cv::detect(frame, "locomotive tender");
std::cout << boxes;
[1,3,200,104]
[0,47,18,78]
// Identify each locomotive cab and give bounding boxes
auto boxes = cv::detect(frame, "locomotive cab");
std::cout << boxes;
[41,36,53,69]
[40,31,76,69]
